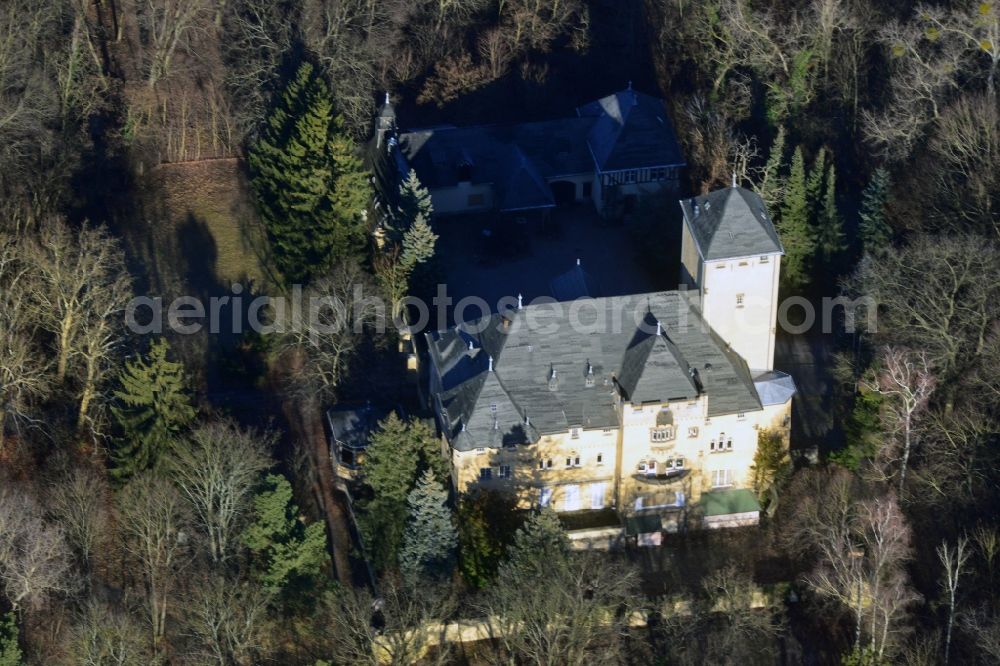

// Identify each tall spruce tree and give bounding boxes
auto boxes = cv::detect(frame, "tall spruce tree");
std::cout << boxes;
[376,170,438,317]
[242,474,329,594]
[859,167,893,256]
[248,62,371,284]
[395,169,434,239]
[0,612,21,666]
[777,146,815,291]
[816,162,846,269]
[805,147,827,221]
[399,469,457,583]
[356,414,448,573]
[111,339,195,482]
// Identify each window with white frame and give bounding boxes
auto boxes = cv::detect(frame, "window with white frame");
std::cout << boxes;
[596,452,604,465]
[688,426,699,438]
[760,255,770,263]
[736,293,745,308]
[479,468,492,481]
[570,427,580,439]
[498,464,511,479]
[711,469,734,487]
[650,426,675,443]
[737,411,746,420]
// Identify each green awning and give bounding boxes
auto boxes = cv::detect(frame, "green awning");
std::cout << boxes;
[625,514,662,536]
[701,489,761,517]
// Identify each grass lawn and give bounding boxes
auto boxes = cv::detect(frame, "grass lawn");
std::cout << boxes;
[131,157,275,298]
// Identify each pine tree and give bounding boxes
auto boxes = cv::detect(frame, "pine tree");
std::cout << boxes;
[243,474,329,594]
[816,162,846,268]
[399,469,457,583]
[248,62,372,283]
[501,508,570,581]
[859,167,893,256]
[396,169,434,238]
[777,146,816,291]
[111,339,195,482]
[356,413,449,573]
[0,612,21,666]
[805,147,827,221]
[377,170,438,317]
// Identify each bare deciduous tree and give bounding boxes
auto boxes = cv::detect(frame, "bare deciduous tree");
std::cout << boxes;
[28,218,133,437]
[862,346,935,493]
[168,420,273,564]
[71,600,152,666]
[0,482,75,612]
[183,575,272,665]
[47,464,111,579]
[937,536,970,664]
[118,473,192,651]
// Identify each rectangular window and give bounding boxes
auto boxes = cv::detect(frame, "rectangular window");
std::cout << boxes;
[498,464,511,479]
[760,256,770,263]
[726,438,733,450]
[565,457,572,468]
[546,459,553,469]
[570,427,581,439]
[711,469,734,488]
[737,412,746,420]
[476,447,486,453]
[674,458,685,469]
[710,439,716,451]
[688,426,699,438]
[538,460,545,470]
[479,468,492,481]
[596,453,604,465]
[650,426,675,443]
[736,293,745,308]
[467,193,485,206]
[637,461,647,473]
[490,403,498,413]
[574,455,581,466]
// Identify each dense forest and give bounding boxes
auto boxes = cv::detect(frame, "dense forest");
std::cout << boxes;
[1,0,999,664]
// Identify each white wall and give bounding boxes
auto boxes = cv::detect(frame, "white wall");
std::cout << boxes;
[701,253,781,371]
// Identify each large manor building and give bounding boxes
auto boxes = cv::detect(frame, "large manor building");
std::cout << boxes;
[424,183,795,533]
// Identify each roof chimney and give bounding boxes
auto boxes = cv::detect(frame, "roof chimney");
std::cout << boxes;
[576,257,581,266]
[732,171,737,188]
[385,91,390,105]
[468,339,474,351]
[488,356,494,372]
[656,320,662,336]
[517,293,523,310]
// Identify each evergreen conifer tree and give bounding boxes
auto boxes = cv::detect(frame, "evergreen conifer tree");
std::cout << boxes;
[243,474,329,594]
[504,508,570,578]
[816,162,846,268]
[777,146,816,291]
[248,62,371,283]
[111,339,195,482]
[399,469,457,583]
[805,147,827,221]
[0,612,21,666]
[396,169,434,237]
[356,414,449,573]
[859,167,893,256]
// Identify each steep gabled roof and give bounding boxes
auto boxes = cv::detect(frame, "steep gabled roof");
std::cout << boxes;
[577,90,685,172]
[425,291,762,451]
[680,186,784,260]
[617,313,698,403]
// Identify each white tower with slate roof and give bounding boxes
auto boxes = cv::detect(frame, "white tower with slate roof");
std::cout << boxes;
[679,182,784,372]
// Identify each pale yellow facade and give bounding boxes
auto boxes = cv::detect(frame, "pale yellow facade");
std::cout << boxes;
[449,393,792,520]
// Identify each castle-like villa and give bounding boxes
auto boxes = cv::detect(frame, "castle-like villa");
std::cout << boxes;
[424,182,794,534]
[369,89,795,538]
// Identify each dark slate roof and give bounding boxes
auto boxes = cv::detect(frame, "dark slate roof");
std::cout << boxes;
[396,89,685,203]
[617,313,698,403]
[326,403,393,450]
[577,90,686,171]
[497,147,555,211]
[753,370,797,406]
[426,291,762,451]
[549,260,601,301]
[680,186,784,260]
